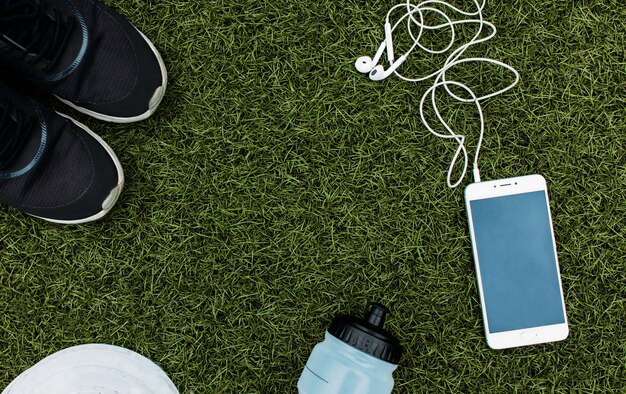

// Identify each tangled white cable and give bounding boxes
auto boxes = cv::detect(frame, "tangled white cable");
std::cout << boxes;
[355,0,519,188]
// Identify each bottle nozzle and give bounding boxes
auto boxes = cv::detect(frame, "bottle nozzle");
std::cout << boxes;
[365,303,389,328]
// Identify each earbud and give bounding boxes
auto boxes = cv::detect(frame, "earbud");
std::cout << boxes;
[354,56,374,73]
[368,54,407,81]
[354,41,387,74]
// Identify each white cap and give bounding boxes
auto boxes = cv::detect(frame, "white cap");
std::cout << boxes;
[2,344,179,394]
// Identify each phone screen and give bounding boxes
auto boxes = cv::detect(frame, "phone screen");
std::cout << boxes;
[470,190,565,333]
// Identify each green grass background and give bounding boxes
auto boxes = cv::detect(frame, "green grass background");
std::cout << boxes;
[1,0,625,392]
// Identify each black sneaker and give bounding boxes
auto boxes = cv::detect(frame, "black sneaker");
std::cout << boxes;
[0,81,123,223]
[0,0,167,123]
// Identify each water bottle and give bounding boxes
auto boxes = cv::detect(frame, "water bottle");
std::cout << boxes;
[298,303,403,394]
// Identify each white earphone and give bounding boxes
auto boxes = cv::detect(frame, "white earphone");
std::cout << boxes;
[354,41,386,74]
[354,21,397,76]
[354,0,520,187]
[355,3,454,81]
[369,54,408,81]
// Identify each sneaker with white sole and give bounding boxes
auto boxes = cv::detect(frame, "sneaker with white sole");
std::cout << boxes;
[0,81,123,223]
[0,0,167,123]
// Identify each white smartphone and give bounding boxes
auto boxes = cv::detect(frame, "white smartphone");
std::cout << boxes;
[464,174,568,349]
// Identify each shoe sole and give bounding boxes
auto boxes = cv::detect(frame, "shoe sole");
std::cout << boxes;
[31,114,125,224]
[54,27,168,123]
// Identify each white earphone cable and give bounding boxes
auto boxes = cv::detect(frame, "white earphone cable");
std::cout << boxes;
[356,0,519,188]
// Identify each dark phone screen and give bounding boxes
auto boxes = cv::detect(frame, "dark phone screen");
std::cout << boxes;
[470,190,566,333]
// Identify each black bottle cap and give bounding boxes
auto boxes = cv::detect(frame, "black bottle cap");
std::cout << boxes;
[328,303,403,365]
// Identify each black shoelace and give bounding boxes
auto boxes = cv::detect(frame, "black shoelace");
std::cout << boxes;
[0,0,75,72]
[0,93,35,171]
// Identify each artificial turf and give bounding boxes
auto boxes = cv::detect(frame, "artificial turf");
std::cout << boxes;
[1,0,625,392]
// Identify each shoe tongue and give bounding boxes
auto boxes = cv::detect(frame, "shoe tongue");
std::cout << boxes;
[44,14,83,76]
[0,0,83,77]
[0,101,43,175]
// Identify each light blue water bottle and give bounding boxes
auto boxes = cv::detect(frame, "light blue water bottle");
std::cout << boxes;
[298,303,403,394]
